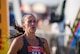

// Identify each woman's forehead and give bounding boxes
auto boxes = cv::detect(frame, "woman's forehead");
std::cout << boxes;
[24,14,36,20]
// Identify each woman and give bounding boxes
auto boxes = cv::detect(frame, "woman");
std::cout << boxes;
[7,13,50,54]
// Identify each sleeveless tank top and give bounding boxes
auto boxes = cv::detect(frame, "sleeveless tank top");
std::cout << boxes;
[17,36,44,54]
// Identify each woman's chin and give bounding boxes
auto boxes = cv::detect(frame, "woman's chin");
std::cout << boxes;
[30,30,36,33]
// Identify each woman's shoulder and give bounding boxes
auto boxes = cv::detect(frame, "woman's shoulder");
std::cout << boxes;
[40,38,48,44]
[36,36,47,44]
[8,35,24,53]
[11,35,24,47]
[14,34,25,41]
[13,35,23,41]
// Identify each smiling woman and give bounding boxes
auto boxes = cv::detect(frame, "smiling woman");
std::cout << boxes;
[7,13,50,54]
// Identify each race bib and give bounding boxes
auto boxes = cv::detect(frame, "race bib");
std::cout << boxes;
[28,46,44,54]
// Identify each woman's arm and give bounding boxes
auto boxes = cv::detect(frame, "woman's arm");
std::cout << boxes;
[41,38,50,54]
[7,36,23,54]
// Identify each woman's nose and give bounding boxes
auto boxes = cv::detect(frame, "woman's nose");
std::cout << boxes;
[31,22,35,25]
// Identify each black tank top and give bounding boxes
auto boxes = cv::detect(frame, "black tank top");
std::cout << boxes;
[17,36,44,54]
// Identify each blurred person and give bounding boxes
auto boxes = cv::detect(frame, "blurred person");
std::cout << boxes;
[7,13,50,54]
[9,5,15,26]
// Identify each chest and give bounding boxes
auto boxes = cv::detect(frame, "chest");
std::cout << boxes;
[27,39,39,46]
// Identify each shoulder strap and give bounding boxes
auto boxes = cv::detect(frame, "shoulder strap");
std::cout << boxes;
[36,37,44,48]
[22,36,29,46]
[17,36,29,54]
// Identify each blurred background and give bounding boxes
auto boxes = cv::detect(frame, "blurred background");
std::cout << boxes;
[0,0,80,54]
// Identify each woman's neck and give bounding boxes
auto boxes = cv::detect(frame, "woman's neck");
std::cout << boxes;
[25,32,36,40]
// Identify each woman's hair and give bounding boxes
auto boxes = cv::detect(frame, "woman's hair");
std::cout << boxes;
[10,18,24,39]
[13,20,25,34]
[21,13,38,24]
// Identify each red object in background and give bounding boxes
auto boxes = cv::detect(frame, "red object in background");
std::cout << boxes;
[0,40,3,44]
[0,45,4,50]
[0,35,2,39]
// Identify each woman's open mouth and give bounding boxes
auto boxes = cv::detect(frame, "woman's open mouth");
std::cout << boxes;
[31,27,36,30]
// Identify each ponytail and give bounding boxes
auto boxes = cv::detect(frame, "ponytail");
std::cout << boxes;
[10,19,24,39]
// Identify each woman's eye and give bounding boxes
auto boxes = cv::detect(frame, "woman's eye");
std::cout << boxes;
[28,20,36,23]
[33,20,36,23]
[28,20,32,23]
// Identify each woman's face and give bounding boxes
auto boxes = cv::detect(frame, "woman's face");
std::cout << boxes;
[23,14,37,33]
